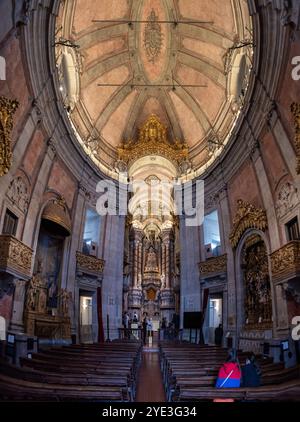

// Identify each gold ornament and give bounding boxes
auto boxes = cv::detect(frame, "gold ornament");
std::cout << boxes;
[271,241,300,282]
[76,251,105,273]
[0,96,19,176]
[291,103,300,174]
[229,199,267,248]
[117,114,189,166]
[199,254,227,276]
[0,235,33,278]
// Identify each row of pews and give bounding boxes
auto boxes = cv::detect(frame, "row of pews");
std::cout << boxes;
[0,340,142,402]
[159,342,300,401]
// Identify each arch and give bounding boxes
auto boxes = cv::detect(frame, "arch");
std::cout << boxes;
[234,228,274,337]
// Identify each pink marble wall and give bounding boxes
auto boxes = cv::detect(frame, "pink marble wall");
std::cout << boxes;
[47,159,77,209]
[21,129,45,178]
[277,40,300,146]
[260,130,289,192]
[0,36,30,143]
[228,159,263,216]
[0,293,13,322]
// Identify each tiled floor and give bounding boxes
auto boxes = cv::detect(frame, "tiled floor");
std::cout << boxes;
[135,346,166,402]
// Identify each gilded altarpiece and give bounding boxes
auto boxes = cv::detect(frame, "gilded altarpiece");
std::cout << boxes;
[242,235,272,329]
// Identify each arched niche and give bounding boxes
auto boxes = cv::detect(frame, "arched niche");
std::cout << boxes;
[31,197,71,312]
[235,229,273,333]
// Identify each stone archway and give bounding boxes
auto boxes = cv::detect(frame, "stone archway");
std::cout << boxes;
[241,233,272,329]
[235,229,274,353]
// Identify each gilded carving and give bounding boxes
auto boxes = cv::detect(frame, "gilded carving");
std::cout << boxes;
[76,251,105,273]
[144,9,163,63]
[0,235,33,277]
[242,237,272,329]
[271,241,300,281]
[199,254,227,276]
[229,199,268,248]
[24,266,71,339]
[25,270,47,313]
[0,96,19,176]
[57,288,71,317]
[117,115,189,166]
[291,102,300,174]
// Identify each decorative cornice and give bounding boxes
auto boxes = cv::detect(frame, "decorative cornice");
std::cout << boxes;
[76,251,105,275]
[271,241,300,282]
[199,254,227,277]
[0,96,19,177]
[117,115,189,166]
[229,199,268,248]
[291,103,300,174]
[0,235,33,279]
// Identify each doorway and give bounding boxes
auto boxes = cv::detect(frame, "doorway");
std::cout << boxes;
[79,294,93,343]
[208,294,223,344]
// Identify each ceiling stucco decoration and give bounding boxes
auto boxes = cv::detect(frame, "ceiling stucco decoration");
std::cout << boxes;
[144,9,164,63]
[55,0,253,180]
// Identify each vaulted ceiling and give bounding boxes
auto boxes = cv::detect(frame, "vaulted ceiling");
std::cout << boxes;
[56,0,252,177]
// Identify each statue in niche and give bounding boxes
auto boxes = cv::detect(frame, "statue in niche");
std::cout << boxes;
[25,277,37,311]
[26,260,47,312]
[58,289,71,317]
[144,245,159,273]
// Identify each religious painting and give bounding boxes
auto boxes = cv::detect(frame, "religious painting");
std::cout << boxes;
[34,223,65,310]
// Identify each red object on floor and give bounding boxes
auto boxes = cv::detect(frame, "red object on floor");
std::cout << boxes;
[213,399,235,402]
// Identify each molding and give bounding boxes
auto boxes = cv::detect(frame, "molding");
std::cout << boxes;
[0,96,19,177]
[291,103,300,174]
[0,235,33,279]
[199,254,227,277]
[76,251,105,276]
[270,240,300,283]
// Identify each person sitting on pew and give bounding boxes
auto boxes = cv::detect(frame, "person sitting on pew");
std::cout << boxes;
[241,354,261,387]
[215,351,241,388]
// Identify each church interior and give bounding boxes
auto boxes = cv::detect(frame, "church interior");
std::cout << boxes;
[0,0,300,404]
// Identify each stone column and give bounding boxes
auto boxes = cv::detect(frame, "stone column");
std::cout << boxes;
[219,188,237,341]
[129,238,134,288]
[133,240,138,288]
[131,229,143,288]
[162,229,174,290]
[102,215,126,340]
[138,240,143,288]
[161,242,166,287]
[65,184,87,338]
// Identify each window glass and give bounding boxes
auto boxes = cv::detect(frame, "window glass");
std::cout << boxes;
[2,209,18,236]
[82,208,101,255]
[203,210,221,256]
[286,217,300,241]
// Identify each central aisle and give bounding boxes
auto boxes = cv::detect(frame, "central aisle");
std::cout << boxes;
[135,337,166,402]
